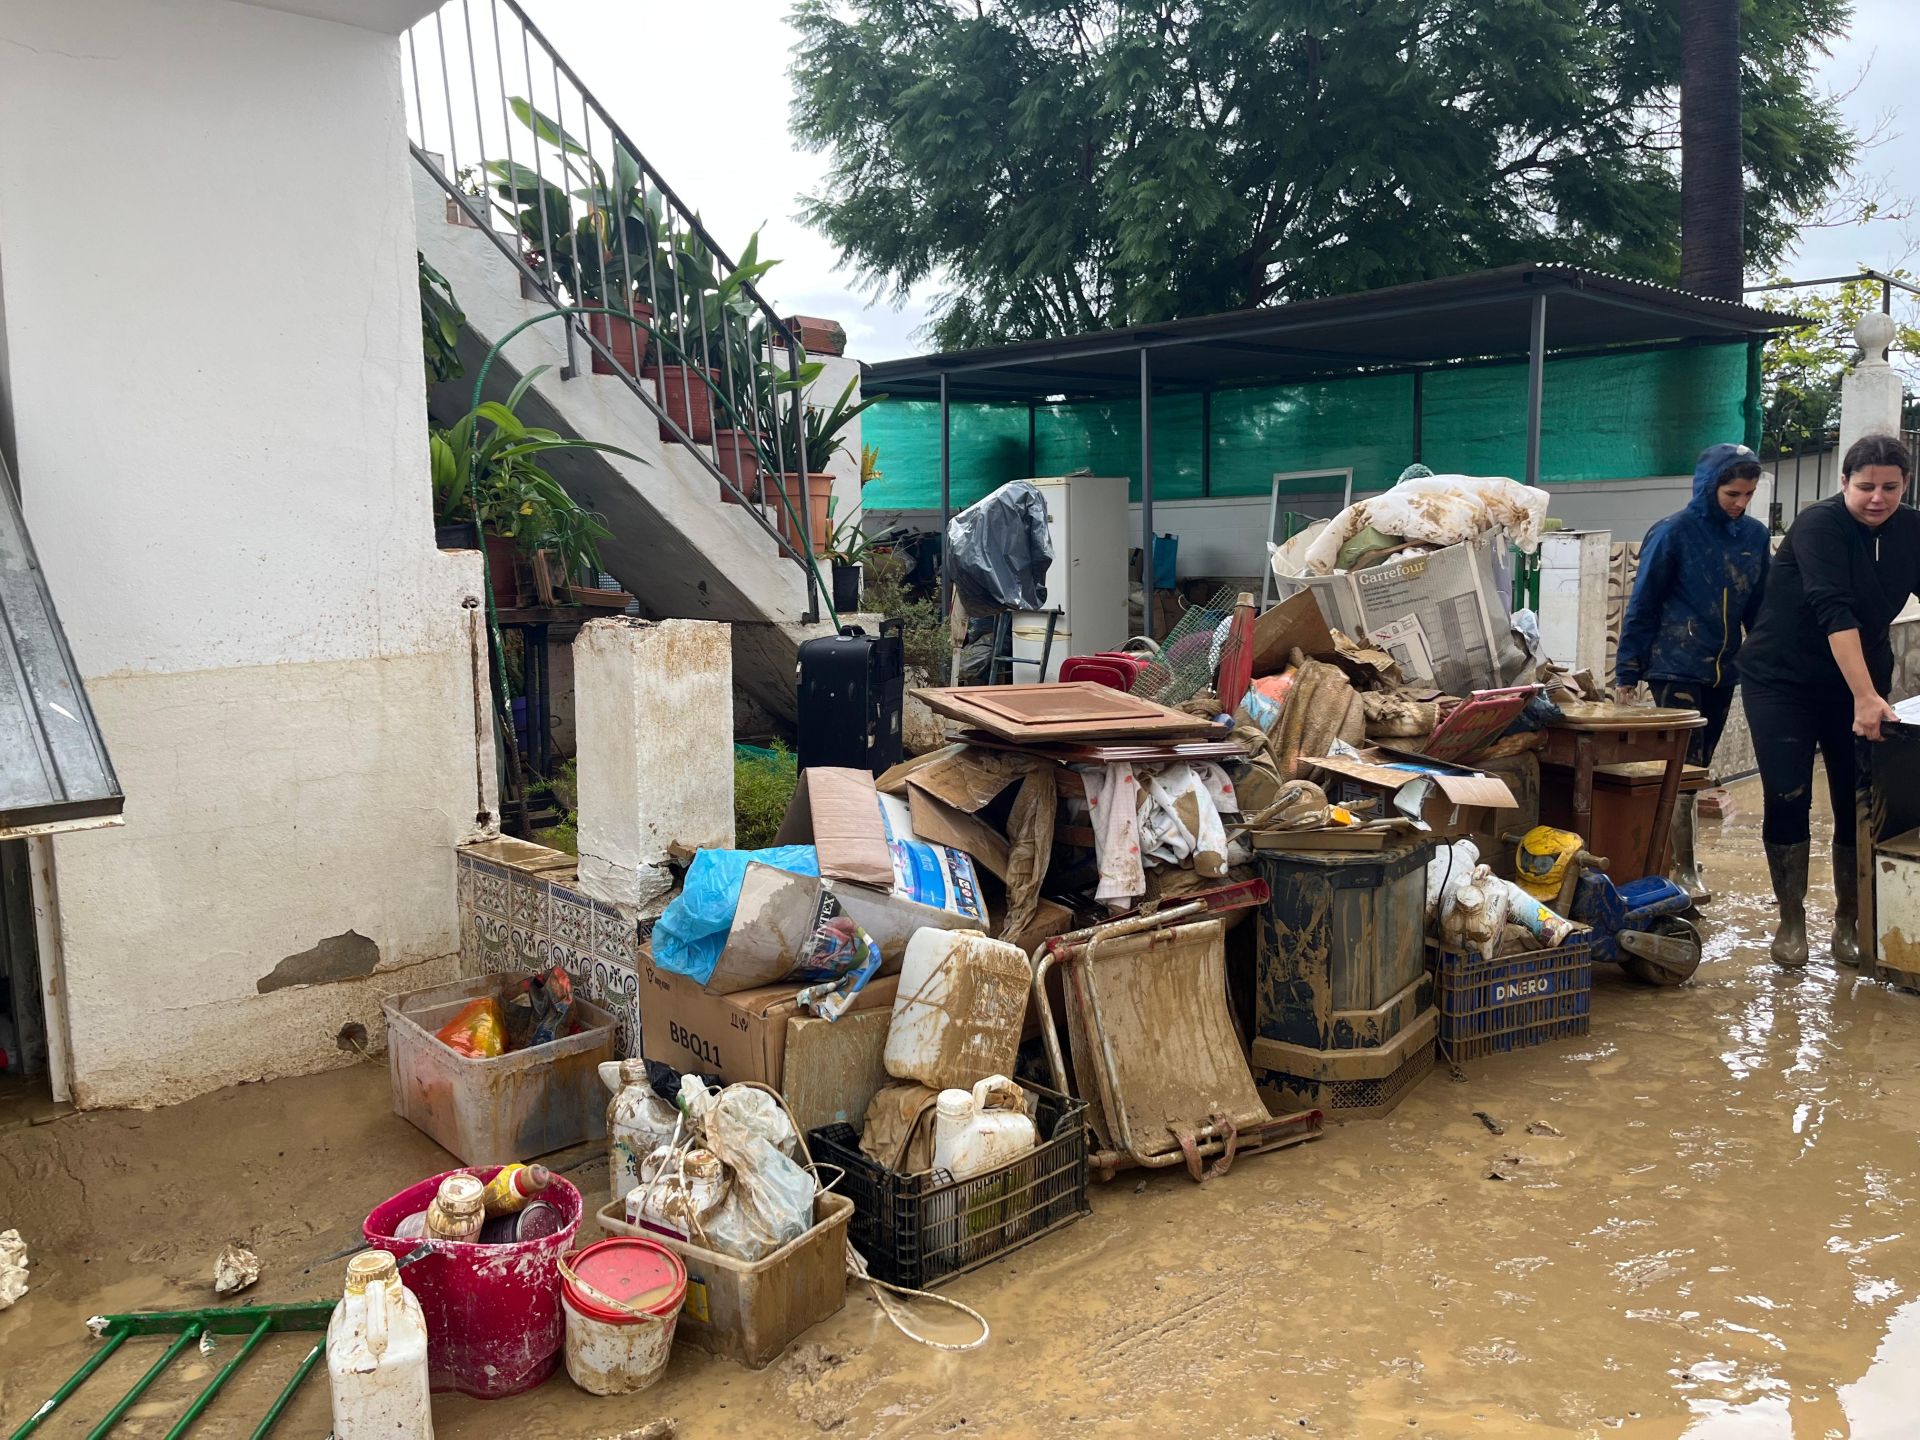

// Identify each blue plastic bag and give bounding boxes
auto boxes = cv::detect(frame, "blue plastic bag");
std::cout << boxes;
[651,846,820,984]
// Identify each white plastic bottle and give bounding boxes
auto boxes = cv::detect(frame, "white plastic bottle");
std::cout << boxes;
[933,1076,1038,1180]
[327,1250,434,1440]
[601,1060,683,1206]
[885,930,1032,1090]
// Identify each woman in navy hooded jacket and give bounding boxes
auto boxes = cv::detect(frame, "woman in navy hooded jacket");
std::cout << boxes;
[1613,443,1769,902]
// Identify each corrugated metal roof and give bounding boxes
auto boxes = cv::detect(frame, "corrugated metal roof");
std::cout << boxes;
[0,451,122,837]
[866,262,1806,400]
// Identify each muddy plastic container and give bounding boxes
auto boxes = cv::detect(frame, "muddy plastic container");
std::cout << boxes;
[810,1084,1089,1290]
[364,1165,583,1398]
[382,974,615,1166]
[594,1190,854,1367]
[1429,934,1592,1063]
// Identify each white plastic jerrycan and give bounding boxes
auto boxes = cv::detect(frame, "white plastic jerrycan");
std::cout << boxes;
[933,1075,1037,1181]
[885,929,1032,1090]
[327,1250,433,1439]
[601,1059,683,1206]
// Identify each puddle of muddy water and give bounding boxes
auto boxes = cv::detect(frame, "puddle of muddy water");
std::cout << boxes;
[10,776,1920,1438]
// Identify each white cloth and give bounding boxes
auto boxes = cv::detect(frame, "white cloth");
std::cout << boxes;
[1298,474,1550,575]
[1082,764,1146,908]
[1140,764,1229,878]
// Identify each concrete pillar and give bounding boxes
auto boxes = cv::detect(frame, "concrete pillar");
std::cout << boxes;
[1839,312,1904,464]
[574,618,734,917]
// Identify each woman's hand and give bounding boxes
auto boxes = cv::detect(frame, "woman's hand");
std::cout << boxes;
[1613,684,1641,707]
[1854,693,1899,741]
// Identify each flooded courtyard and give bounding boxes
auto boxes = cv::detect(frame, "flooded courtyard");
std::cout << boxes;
[4,774,1919,1438]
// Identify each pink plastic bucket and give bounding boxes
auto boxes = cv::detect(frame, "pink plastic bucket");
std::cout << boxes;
[364,1165,582,1398]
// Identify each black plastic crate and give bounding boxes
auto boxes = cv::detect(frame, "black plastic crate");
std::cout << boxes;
[1430,934,1593,1063]
[809,1084,1090,1290]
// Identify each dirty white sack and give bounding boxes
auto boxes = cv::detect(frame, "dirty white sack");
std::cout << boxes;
[1,1229,28,1309]
[1298,476,1550,576]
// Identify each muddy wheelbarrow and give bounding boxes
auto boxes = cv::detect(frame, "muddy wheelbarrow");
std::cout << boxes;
[1035,903,1322,1182]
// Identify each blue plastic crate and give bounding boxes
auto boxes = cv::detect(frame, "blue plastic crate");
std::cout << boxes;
[1429,934,1593,1062]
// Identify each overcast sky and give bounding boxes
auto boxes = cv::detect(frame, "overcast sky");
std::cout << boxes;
[533,0,1919,362]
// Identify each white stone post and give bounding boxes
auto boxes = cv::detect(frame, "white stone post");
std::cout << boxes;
[574,618,735,917]
[1839,312,1904,464]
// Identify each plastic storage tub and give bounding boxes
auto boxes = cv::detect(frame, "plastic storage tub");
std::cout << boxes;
[809,1083,1089,1290]
[593,1190,854,1367]
[382,974,615,1165]
[364,1166,583,1398]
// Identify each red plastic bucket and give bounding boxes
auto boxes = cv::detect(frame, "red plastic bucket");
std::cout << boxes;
[363,1166,582,1398]
[560,1238,687,1395]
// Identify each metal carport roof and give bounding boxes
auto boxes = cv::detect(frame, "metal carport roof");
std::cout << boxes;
[866,263,1803,401]
[865,263,1803,633]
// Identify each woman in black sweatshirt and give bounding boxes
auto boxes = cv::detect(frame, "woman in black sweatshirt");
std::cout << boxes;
[1739,433,1917,968]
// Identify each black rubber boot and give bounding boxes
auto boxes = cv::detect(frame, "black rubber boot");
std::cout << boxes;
[1832,844,1862,968]
[1767,841,1810,968]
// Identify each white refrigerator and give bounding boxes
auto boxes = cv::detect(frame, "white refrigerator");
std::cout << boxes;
[1010,475,1130,682]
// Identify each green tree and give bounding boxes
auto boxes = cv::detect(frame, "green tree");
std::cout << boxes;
[1758,274,1920,453]
[791,0,1856,349]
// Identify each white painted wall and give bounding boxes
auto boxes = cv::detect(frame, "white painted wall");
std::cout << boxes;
[0,0,484,1107]
[574,619,733,918]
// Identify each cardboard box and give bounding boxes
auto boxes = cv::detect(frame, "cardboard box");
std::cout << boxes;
[699,768,986,994]
[640,961,899,1089]
[1275,538,1525,695]
[1305,748,1517,839]
[1251,589,1336,675]
[781,1006,895,1134]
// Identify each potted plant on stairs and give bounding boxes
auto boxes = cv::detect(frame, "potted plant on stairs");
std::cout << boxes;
[487,104,659,378]
[430,364,645,610]
[773,373,886,556]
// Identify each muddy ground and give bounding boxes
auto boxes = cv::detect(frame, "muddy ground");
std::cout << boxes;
[5,774,1920,1438]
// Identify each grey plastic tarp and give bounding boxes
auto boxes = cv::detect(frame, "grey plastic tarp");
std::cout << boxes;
[945,479,1054,614]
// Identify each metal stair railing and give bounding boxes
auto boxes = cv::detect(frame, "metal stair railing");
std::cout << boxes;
[404,0,822,620]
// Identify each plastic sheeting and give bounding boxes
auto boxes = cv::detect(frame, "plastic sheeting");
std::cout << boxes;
[861,340,1752,513]
[946,480,1055,613]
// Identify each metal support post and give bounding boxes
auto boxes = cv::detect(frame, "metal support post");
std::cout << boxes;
[1139,348,1156,640]
[1525,295,1548,491]
[938,373,952,634]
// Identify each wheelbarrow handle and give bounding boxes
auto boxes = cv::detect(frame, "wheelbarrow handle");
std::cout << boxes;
[1032,946,1073,1097]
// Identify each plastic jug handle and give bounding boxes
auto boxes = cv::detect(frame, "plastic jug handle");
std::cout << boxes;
[972,1075,1019,1112]
[365,1273,390,1359]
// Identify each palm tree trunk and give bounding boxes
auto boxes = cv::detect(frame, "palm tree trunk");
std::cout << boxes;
[1680,0,1744,300]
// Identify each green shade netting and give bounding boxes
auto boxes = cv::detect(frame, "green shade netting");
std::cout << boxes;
[861,341,1750,510]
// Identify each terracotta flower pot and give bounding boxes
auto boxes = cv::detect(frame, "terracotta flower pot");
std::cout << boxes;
[774,472,835,554]
[587,300,653,377]
[642,365,718,444]
[483,532,528,610]
[711,429,762,504]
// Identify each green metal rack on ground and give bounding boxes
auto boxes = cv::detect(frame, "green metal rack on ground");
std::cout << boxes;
[11,1302,333,1440]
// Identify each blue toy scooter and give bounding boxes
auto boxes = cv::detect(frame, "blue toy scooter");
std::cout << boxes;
[1506,830,1704,986]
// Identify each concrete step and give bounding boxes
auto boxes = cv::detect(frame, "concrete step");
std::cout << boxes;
[414,164,818,720]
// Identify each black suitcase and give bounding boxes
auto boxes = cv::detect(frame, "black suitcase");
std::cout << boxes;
[796,620,905,775]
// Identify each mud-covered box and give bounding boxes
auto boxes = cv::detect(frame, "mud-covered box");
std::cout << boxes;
[1251,840,1438,1120]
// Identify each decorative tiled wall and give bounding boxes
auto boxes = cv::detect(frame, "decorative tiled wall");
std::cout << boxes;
[457,838,643,1058]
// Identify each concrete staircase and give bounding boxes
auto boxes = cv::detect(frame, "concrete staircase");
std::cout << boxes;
[413,165,831,723]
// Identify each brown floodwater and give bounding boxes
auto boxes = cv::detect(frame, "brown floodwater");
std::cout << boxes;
[5,775,1920,1438]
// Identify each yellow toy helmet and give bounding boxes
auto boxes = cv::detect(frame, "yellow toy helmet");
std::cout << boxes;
[1514,826,1585,902]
